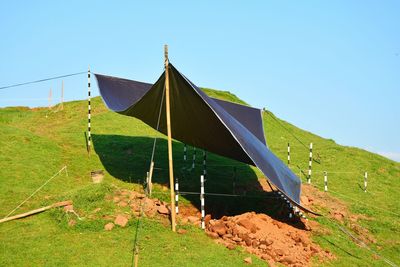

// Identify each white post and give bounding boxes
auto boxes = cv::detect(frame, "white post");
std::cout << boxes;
[364,172,368,192]
[200,175,205,229]
[324,171,328,192]
[308,143,313,184]
[183,144,187,162]
[175,178,179,214]
[287,142,291,166]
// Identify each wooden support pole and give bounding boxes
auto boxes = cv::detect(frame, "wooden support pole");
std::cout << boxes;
[287,142,290,166]
[87,66,92,156]
[164,45,176,232]
[0,200,72,224]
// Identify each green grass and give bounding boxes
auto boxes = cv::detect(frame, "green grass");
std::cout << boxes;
[0,88,399,266]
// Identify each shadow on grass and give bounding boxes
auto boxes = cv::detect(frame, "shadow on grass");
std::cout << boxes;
[92,134,305,227]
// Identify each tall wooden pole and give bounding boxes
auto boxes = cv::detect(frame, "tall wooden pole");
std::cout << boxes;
[165,45,176,232]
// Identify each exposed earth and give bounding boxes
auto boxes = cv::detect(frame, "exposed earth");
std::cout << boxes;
[61,183,379,266]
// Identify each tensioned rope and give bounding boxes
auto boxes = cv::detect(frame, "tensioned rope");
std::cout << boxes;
[149,83,166,167]
[0,72,87,90]
[316,186,400,217]
[328,217,398,267]
[146,80,166,193]
[2,166,68,219]
[265,110,309,150]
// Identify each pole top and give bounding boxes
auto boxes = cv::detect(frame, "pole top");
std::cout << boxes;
[164,45,169,65]
[88,65,90,72]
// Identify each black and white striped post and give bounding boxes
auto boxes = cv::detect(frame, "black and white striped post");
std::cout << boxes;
[87,67,92,156]
[287,142,291,166]
[200,175,205,229]
[324,171,328,192]
[364,172,368,192]
[203,150,207,177]
[175,177,179,214]
[192,147,196,169]
[183,144,187,162]
[308,142,313,184]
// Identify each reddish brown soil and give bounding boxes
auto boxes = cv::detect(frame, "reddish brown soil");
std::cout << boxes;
[99,184,375,266]
[206,212,333,266]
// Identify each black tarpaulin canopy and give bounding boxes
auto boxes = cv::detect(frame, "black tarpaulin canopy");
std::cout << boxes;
[95,64,313,213]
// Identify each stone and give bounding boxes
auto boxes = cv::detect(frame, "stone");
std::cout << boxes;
[244,237,252,246]
[104,222,114,231]
[259,244,267,250]
[212,223,227,236]
[227,244,236,250]
[204,214,212,226]
[222,234,233,239]
[114,214,129,227]
[68,219,76,227]
[157,205,170,215]
[113,196,120,203]
[244,257,252,264]
[187,216,199,223]
[206,231,219,239]
[177,229,187,234]
[280,255,296,265]
[275,248,285,256]
[238,219,258,233]
[232,236,242,242]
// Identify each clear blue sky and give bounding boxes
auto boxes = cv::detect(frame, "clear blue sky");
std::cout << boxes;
[0,1,399,161]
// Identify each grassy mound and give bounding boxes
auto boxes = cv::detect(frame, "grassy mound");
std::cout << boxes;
[0,88,398,266]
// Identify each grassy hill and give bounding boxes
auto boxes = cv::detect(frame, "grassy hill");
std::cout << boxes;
[0,89,399,266]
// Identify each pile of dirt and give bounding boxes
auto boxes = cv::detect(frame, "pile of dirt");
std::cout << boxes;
[205,212,333,266]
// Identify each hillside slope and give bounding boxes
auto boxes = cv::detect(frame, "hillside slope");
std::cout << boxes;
[0,89,399,266]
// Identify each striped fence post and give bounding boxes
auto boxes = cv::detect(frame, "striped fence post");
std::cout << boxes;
[203,150,207,176]
[287,142,291,166]
[183,144,187,162]
[364,172,368,192]
[192,147,196,169]
[324,171,328,192]
[200,175,205,229]
[87,67,92,155]
[308,143,313,184]
[175,177,179,214]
